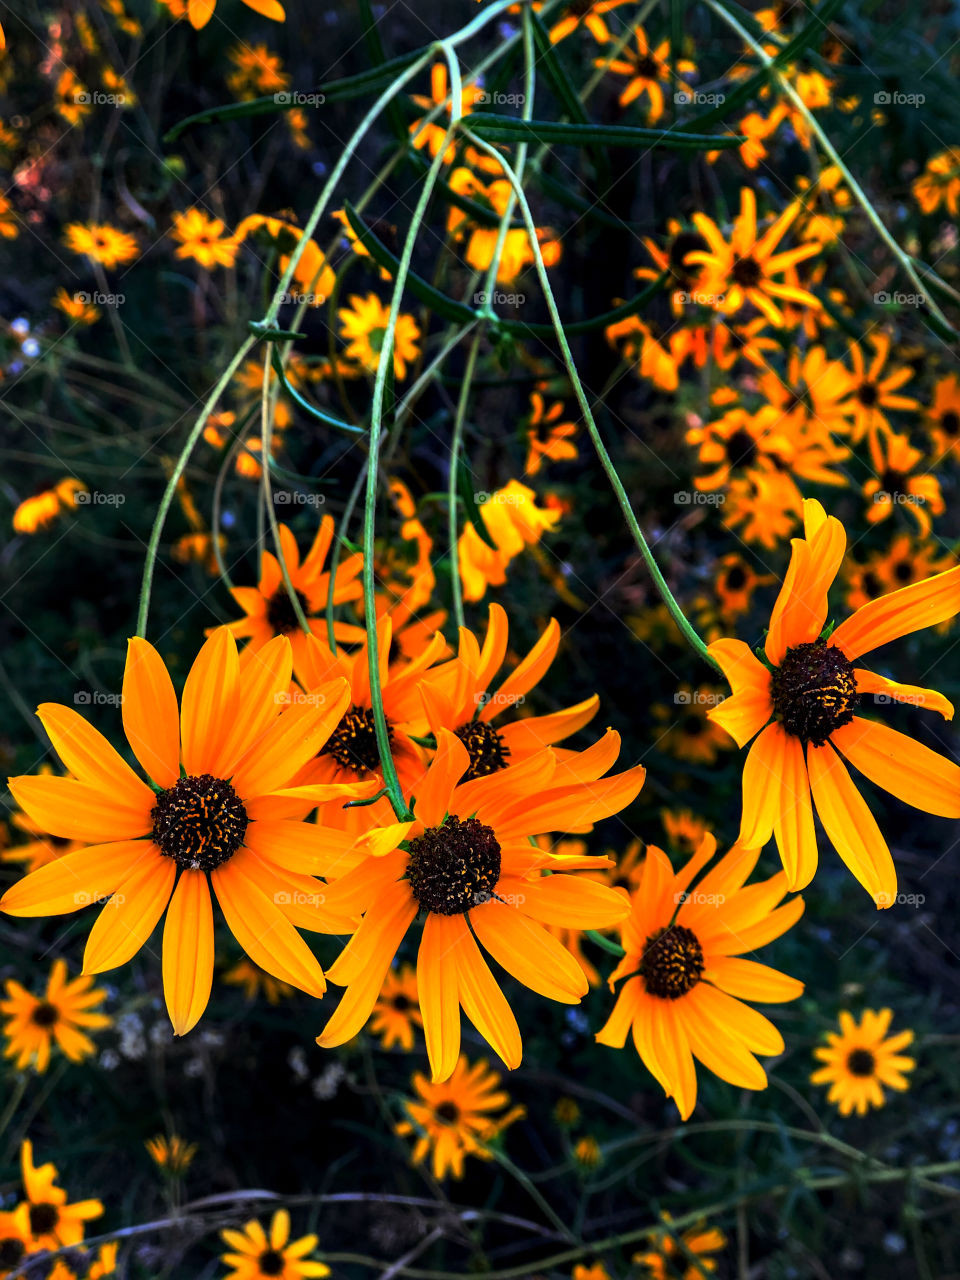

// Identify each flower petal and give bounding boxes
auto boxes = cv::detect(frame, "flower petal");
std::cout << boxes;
[83,850,175,973]
[471,899,587,1002]
[38,702,154,811]
[831,717,960,819]
[180,627,240,777]
[806,740,896,907]
[706,639,773,748]
[162,870,214,1036]
[122,638,181,788]
[8,775,150,842]
[854,669,954,721]
[772,731,818,891]
[418,913,462,1082]
[1,841,154,916]
[830,564,960,661]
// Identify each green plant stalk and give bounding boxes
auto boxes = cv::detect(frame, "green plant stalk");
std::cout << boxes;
[362,130,458,821]
[325,460,368,654]
[460,129,719,672]
[136,334,257,638]
[447,7,537,630]
[704,0,957,340]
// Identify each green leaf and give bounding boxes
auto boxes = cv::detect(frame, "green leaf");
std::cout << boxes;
[456,457,498,551]
[163,45,431,143]
[466,114,745,150]
[676,0,847,132]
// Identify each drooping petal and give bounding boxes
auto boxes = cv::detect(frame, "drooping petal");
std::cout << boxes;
[211,853,326,996]
[853,669,953,721]
[737,722,788,851]
[806,740,897,907]
[831,717,960,819]
[471,900,587,1002]
[162,870,214,1036]
[418,913,462,1082]
[772,731,818,891]
[83,849,175,973]
[453,924,522,1071]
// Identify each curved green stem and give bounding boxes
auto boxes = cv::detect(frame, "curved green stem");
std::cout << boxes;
[459,128,719,672]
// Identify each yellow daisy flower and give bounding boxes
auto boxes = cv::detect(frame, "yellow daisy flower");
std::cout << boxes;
[811,1008,915,1115]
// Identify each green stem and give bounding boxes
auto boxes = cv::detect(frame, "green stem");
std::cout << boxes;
[704,0,956,340]
[135,335,257,638]
[459,128,719,672]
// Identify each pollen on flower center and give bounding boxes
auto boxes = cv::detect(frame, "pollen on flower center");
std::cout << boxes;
[732,255,762,288]
[29,1203,60,1236]
[846,1047,876,1076]
[151,774,248,872]
[30,1001,59,1028]
[771,641,857,746]
[639,925,704,999]
[406,815,502,916]
[322,704,390,774]
[454,720,511,781]
[265,587,310,635]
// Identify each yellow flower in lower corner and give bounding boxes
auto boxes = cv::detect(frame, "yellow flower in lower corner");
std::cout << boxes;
[707,498,960,905]
[2,959,110,1073]
[811,1008,915,1116]
[338,293,420,379]
[395,1056,525,1180]
[17,1140,103,1251]
[221,1209,329,1280]
[0,629,379,1037]
[369,964,422,1050]
[634,1214,726,1280]
[145,1134,197,1177]
[597,836,804,1121]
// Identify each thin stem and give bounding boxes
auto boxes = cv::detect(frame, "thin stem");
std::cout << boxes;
[704,0,956,339]
[459,128,719,672]
[362,127,456,819]
[136,335,257,638]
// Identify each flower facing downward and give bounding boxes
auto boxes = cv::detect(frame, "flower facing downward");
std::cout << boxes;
[2,959,110,1073]
[220,1209,329,1280]
[0,629,379,1036]
[707,498,960,905]
[597,836,804,1120]
[811,1008,915,1115]
[395,1056,525,1180]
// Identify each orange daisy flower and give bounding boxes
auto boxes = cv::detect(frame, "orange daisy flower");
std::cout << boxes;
[707,498,960,905]
[315,729,644,1079]
[862,431,943,535]
[597,835,803,1119]
[0,629,377,1035]
[223,516,365,664]
[844,333,919,443]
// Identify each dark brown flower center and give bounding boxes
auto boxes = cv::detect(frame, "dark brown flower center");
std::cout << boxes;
[454,720,511,781]
[392,993,411,1012]
[893,560,913,583]
[723,563,747,591]
[726,428,758,468]
[322,704,390,775]
[152,774,248,871]
[771,641,857,746]
[266,587,310,634]
[259,1249,286,1276]
[940,410,960,436]
[436,1100,460,1123]
[29,1202,59,1237]
[670,230,708,282]
[31,1001,59,1028]
[407,816,501,916]
[639,926,704,999]
[732,255,762,288]
[635,55,659,78]
[856,381,878,407]
[846,1047,876,1077]
[879,469,905,498]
